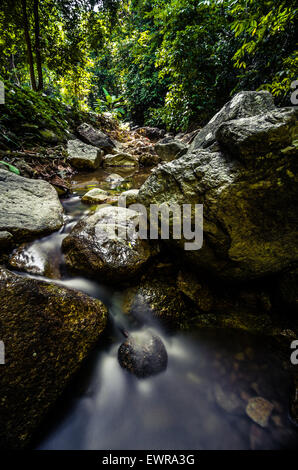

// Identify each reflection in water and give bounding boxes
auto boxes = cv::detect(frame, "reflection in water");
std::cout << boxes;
[13,168,298,450]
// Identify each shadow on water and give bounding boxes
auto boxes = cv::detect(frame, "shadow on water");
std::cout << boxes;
[13,167,298,450]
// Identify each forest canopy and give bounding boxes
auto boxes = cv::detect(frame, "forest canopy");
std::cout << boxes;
[0,0,297,131]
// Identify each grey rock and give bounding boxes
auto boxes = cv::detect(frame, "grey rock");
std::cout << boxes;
[138,107,298,280]
[216,107,298,160]
[189,90,276,152]
[155,140,188,162]
[0,170,63,242]
[118,189,140,207]
[76,122,115,153]
[81,188,110,204]
[118,330,168,378]
[67,139,103,170]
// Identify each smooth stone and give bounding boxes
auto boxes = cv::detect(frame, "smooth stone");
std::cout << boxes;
[246,397,274,427]
[118,330,168,378]
[67,139,103,170]
[0,169,63,242]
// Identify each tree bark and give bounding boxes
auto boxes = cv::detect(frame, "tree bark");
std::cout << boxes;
[33,0,43,91]
[21,0,37,91]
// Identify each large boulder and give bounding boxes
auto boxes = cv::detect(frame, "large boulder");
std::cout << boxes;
[67,139,103,170]
[103,152,138,167]
[62,206,157,282]
[138,99,298,280]
[0,169,63,242]
[0,268,107,449]
[154,140,188,162]
[189,90,276,152]
[216,108,298,160]
[76,123,115,153]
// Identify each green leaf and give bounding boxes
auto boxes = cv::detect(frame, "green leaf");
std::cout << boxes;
[0,161,20,175]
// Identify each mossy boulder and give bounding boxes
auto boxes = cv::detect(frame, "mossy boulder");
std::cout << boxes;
[0,268,108,449]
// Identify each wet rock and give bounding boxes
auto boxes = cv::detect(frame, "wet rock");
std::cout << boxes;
[155,140,188,162]
[122,267,191,328]
[0,231,14,251]
[216,107,298,160]
[138,99,298,280]
[118,189,139,207]
[139,153,161,167]
[246,397,274,427]
[177,270,213,312]
[103,152,138,167]
[62,206,157,282]
[189,90,275,152]
[67,139,103,170]
[0,169,63,242]
[9,242,61,278]
[118,330,168,378]
[82,188,111,204]
[105,173,125,186]
[0,268,107,449]
[76,122,115,153]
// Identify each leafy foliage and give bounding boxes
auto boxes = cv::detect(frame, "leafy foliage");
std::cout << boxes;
[0,0,297,132]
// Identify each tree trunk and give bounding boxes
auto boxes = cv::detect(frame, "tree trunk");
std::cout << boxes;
[21,0,37,91]
[10,54,20,86]
[33,0,43,91]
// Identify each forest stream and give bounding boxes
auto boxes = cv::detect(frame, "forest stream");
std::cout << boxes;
[7,166,297,450]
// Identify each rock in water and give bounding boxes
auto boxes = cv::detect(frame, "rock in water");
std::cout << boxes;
[0,268,107,449]
[0,169,63,242]
[81,188,111,204]
[246,397,274,427]
[103,152,138,167]
[67,139,103,170]
[62,206,157,282]
[118,330,168,378]
[76,123,115,153]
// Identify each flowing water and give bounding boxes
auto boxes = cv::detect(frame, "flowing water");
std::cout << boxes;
[11,167,298,450]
